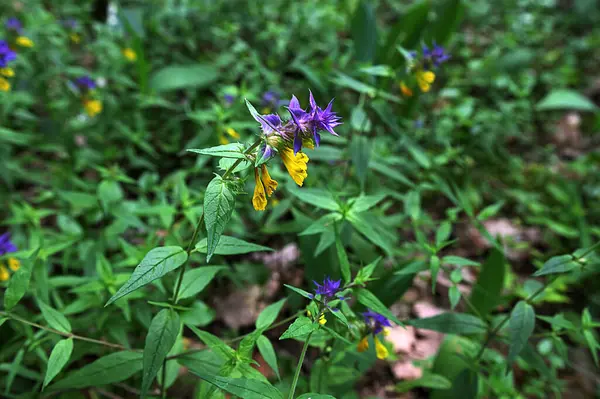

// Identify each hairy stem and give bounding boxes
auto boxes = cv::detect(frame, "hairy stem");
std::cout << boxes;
[288,332,313,399]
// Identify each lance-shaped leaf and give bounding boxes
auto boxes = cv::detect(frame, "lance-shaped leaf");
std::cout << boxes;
[507,301,535,367]
[279,317,319,340]
[43,338,74,389]
[195,235,272,255]
[187,143,246,159]
[178,266,227,299]
[204,176,236,262]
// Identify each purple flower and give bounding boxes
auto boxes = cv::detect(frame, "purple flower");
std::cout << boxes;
[75,76,96,90]
[313,277,342,299]
[423,42,451,66]
[5,17,22,33]
[223,94,235,105]
[262,90,280,107]
[0,233,17,256]
[0,40,17,68]
[287,91,341,154]
[61,18,78,30]
[363,309,392,334]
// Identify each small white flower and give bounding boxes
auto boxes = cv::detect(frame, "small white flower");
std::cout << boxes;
[96,77,107,88]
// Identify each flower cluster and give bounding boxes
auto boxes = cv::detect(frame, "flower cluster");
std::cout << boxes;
[357,310,392,359]
[250,91,341,211]
[0,233,20,282]
[309,276,345,325]
[0,40,17,92]
[5,17,35,49]
[75,75,102,117]
[399,42,451,97]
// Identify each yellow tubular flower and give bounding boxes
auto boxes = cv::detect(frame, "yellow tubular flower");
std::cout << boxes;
[374,336,389,360]
[318,314,327,325]
[122,48,137,62]
[400,81,413,97]
[357,336,369,352]
[416,70,435,93]
[8,258,20,272]
[83,99,102,117]
[219,135,229,145]
[260,165,278,197]
[252,168,267,211]
[1,67,14,77]
[70,33,81,44]
[16,36,34,48]
[0,78,10,92]
[0,265,9,281]
[280,146,308,186]
[226,127,240,139]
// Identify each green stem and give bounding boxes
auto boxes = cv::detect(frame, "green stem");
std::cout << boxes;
[161,359,168,399]
[288,332,313,399]
[172,213,204,304]
[222,139,262,180]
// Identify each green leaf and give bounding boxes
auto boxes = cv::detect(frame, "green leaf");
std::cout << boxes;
[536,89,598,112]
[351,0,378,62]
[356,289,402,325]
[405,191,421,220]
[442,256,480,267]
[351,135,371,190]
[189,326,236,360]
[142,309,180,395]
[435,222,453,247]
[476,201,505,221]
[354,256,381,284]
[256,298,287,330]
[187,369,283,399]
[284,284,314,300]
[448,368,478,399]
[533,254,579,276]
[48,352,143,391]
[297,395,336,399]
[331,73,377,97]
[279,317,319,340]
[406,313,487,334]
[430,255,440,294]
[257,335,280,380]
[468,249,505,318]
[150,64,219,92]
[43,338,73,390]
[329,308,350,329]
[427,0,465,45]
[187,143,246,159]
[335,226,351,284]
[97,180,123,211]
[347,212,395,255]
[370,160,414,187]
[106,246,188,306]
[288,188,340,211]
[381,0,430,64]
[178,266,227,299]
[396,373,452,393]
[4,252,37,310]
[300,213,343,236]
[350,194,386,213]
[195,235,272,255]
[507,301,535,367]
[38,301,72,333]
[204,176,236,262]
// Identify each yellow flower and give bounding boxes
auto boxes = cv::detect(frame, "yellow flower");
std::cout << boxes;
[0,78,10,92]
[357,336,369,352]
[261,107,271,114]
[16,36,34,48]
[122,48,137,62]
[225,127,240,140]
[400,81,413,97]
[70,33,81,44]
[374,336,389,360]
[219,135,229,145]
[383,327,391,337]
[252,168,268,211]
[280,146,308,186]
[318,314,327,325]
[8,258,20,272]
[1,67,14,77]
[83,99,102,117]
[252,165,278,211]
[0,265,9,281]
[416,70,435,93]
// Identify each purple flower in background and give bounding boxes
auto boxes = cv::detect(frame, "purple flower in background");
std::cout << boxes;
[363,309,392,334]
[262,90,280,107]
[61,18,78,29]
[313,277,342,299]
[0,40,17,68]
[223,93,235,105]
[5,17,23,33]
[423,42,451,66]
[75,76,96,90]
[0,233,17,255]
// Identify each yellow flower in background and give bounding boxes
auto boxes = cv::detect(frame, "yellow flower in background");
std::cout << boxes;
[357,336,369,352]
[374,336,389,360]
[416,70,435,92]
[122,48,137,62]
[400,81,413,97]
[279,147,308,186]
[70,33,81,44]
[16,36,34,48]
[0,78,11,92]
[8,258,20,272]
[0,265,9,282]
[318,314,327,325]
[218,135,229,145]
[83,99,102,117]
[226,128,240,140]
[1,68,14,77]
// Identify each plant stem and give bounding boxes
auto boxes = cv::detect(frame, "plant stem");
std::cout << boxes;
[222,139,262,180]
[172,213,204,304]
[0,311,137,352]
[161,359,167,399]
[288,332,313,399]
